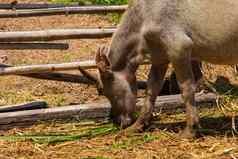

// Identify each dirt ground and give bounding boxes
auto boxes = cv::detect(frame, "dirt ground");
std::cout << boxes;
[0,1,238,159]
[0,107,237,159]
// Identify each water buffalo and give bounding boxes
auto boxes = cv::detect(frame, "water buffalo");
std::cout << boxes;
[86,0,237,138]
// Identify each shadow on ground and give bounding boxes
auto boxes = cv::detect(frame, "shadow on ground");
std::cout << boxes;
[209,76,238,96]
[150,114,236,137]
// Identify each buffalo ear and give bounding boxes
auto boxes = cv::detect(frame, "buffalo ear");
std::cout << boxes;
[95,46,113,79]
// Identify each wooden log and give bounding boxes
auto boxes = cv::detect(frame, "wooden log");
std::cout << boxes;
[0,42,69,50]
[0,63,95,83]
[0,28,116,42]
[0,93,217,126]
[0,61,95,75]
[0,3,79,10]
[0,63,148,89]
[0,101,47,113]
[0,5,127,18]
[0,60,150,75]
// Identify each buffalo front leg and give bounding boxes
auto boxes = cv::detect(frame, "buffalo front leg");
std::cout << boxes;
[127,63,168,132]
[167,34,199,138]
[173,59,199,138]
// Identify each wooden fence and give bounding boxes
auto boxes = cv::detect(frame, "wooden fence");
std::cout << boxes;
[0,4,119,86]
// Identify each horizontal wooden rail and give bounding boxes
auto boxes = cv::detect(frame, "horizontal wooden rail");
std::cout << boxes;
[0,62,148,89]
[0,60,149,75]
[0,63,96,84]
[0,5,127,18]
[0,28,116,42]
[0,93,217,127]
[0,63,147,89]
[0,42,69,50]
[0,3,81,10]
[0,61,95,75]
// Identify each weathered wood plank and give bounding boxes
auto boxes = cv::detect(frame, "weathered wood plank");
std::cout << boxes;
[0,60,150,75]
[0,61,96,75]
[0,101,47,113]
[0,63,148,89]
[0,3,78,9]
[0,63,95,84]
[0,93,217,126]
[0,28,116,42]
[0,43,69,50]
[0,5,127,18]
